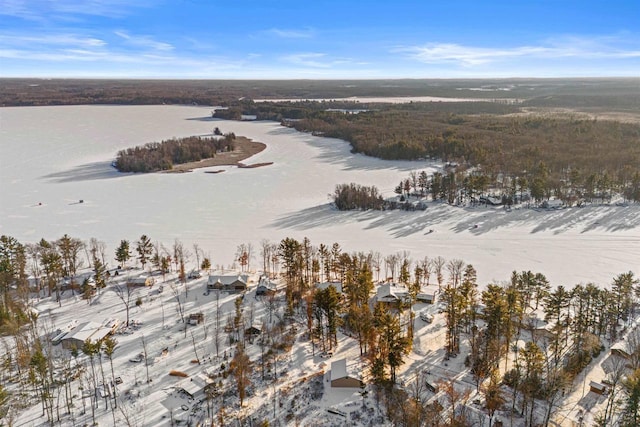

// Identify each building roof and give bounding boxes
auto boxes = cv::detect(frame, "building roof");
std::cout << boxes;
[316,281,343,294]
[611,340,632,356]
[331,358,348,381]
[207,274,248,286]
[376,283,409,302]
[180,374,211,396]
[63,321,104,343]
[257,275,278,290]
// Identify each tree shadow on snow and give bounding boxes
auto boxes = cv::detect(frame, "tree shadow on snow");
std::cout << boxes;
[40,161,124,183]
[272,202,640,237]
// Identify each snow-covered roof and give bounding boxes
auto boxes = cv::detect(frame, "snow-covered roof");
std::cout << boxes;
[611,340,631,356]
[316,281,343,294]
[257,275,278,289]
[207,274,248,286]
[330,358,348,381]
[376,283,409,302]
[63,321,104,343]
[180,373,211,396]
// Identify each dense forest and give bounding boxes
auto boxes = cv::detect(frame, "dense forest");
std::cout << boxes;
[114,132,235,173]
[2,78,639,111]
[2,233,640,426]
[276,107,640,206]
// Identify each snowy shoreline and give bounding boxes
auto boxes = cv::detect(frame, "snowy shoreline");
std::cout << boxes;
[1,104,638,287]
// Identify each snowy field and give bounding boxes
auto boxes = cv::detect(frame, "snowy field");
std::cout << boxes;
[1,104,639,287]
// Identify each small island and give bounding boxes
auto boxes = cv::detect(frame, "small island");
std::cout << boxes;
[113,132,267,173]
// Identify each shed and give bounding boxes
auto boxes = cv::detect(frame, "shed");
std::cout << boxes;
[330,358,364,388]
[589,381,607,395]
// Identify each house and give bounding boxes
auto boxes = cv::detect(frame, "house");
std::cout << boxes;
[610,341,632,360]
[178,373,212,398]
[189,313,204,326]
[375,283,410,305]
[127,276,155,287]
[330,358,364,388]
[51,320,79,345]
[207,274,249,292]
[256,275,280,296]
[61,321,113,350]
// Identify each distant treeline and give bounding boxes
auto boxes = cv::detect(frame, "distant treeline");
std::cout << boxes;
[3,78,640,110]
[115,133,235,173]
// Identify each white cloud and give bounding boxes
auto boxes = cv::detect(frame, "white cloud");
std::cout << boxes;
[400,36,640,66]
[0,33,106,48]
[267,28,315,39]
[0,0,151,20]
[114,31,174,51]
[282,52,329,68]
[281,53,365,69]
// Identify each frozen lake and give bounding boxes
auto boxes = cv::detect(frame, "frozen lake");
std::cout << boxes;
[1,105,638,286]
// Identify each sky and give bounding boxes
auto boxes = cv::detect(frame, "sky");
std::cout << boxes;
[0,0,639,79]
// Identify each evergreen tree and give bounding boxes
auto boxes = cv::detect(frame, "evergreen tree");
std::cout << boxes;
[136,235,153,270]
[115,240,131,269]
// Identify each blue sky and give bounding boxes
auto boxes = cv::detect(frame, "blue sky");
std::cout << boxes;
[1,0,638,78]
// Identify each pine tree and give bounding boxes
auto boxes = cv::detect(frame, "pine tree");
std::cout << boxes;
[136,235,153,270]
[115,240,131,269]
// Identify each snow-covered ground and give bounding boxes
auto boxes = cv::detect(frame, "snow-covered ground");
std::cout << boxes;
[1,104,638,287]
[2,104,639,426]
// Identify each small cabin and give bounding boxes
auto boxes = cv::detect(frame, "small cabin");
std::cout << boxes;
[589,381,608,395]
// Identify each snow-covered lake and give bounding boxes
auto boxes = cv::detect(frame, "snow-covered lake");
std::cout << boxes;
[1,105,638,287]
